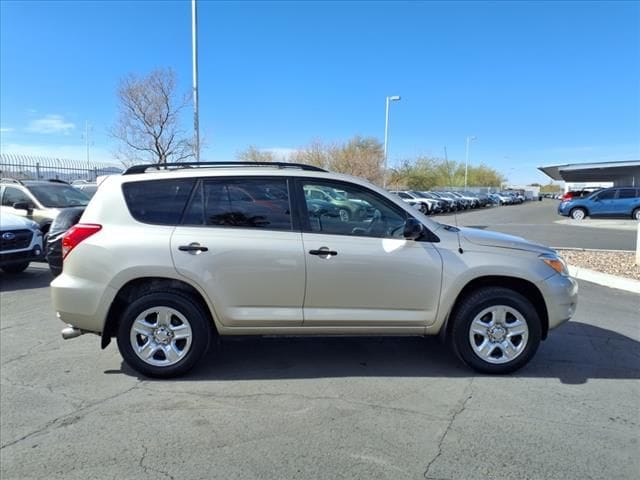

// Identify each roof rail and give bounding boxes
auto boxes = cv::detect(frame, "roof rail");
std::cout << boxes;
[123,161,327,175]
[47,178,70,184]
[0,177,23,185]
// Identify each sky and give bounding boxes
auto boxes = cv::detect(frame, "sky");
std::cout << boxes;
[0,0,638,184]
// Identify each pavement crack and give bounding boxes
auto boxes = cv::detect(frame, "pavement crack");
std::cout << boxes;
[139,444,175,480]
[423,378,474,480]
[0,383,142,450]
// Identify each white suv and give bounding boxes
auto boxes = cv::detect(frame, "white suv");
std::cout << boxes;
[52,162,578,378]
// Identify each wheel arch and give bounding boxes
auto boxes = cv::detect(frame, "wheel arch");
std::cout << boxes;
[441,275,549,342]
[101,277,218,349]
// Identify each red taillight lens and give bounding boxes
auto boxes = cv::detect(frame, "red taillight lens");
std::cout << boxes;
[62,224,102,260]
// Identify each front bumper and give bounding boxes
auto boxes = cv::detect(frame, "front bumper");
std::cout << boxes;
[539,273,579,330]
[0,245,44,266]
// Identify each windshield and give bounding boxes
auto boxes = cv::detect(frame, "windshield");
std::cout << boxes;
[29,184,90,207]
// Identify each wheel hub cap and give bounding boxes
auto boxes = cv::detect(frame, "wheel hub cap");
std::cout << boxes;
[487,325,507,342]
[468,305,530,364]
[153,327,173,344]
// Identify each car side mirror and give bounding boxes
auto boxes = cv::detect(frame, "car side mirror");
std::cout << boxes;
[13,201,33,213]
[403,218,424,240]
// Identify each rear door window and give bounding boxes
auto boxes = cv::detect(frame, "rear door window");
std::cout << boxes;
[122,179,196,225]
[618,188,638,199]
[183,177,292,231]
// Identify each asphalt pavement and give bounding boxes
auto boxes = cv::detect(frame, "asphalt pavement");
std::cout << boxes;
[436,200,638,251]
[1,264,638,480]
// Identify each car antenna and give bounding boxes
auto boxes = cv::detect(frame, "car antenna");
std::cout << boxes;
[444,146,463,254]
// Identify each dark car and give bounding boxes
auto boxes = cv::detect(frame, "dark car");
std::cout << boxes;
[46,207,85,276]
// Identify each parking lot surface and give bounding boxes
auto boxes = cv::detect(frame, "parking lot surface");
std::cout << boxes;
[1,263,638,480]
[437,200,638,251]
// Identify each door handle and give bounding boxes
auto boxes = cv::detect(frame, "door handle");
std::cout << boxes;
[309,247,338,257]
[178,243,209,253]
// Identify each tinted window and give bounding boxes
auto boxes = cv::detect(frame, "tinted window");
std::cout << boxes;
[122,179,196,225]
[618,188,638,199]
[1,187,31,206]
[184,178,291,231]
[302,180,407,238]
[28,184,89,207]
[595,190,616,200]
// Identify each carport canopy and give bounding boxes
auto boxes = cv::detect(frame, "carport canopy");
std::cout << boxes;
[538,160,640,185]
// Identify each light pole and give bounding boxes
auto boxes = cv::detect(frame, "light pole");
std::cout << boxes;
[383,95,401,188]
[191,0,200,162]
[464,135,477,189]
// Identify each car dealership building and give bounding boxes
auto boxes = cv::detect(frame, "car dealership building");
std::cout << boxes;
[539,160,640,192]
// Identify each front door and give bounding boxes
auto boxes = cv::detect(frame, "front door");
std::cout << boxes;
[171,177,306,327]
[297,179,442,327]
[590,189,617,216]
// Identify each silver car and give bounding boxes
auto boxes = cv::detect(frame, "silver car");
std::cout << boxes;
[52,162,578,378]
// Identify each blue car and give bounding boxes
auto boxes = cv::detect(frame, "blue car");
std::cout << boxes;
[557,187,640,220]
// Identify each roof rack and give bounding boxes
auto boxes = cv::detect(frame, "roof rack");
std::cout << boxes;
[123,161,327,175]
[47,178,70,184]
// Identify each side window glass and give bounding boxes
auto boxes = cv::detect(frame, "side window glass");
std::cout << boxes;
[1,187,30,206]
[122,179,195,225]
[596,190,616,200]
[185,178,291,231]
[302,181,407,238]
[618,189,636,199]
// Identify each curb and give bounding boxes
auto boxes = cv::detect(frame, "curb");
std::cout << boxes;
[556,247,635,253]
[568,265,640,294]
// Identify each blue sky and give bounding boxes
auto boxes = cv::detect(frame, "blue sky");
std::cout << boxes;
[1,0,638,184]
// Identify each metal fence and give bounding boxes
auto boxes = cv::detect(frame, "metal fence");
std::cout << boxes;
[0,154,123,183]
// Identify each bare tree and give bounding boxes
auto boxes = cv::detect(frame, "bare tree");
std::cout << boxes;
[111,68,194,166]
[236,146,277,162]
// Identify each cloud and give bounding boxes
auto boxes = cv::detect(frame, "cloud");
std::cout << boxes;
[26,114,76,135]
[0,127,14,133]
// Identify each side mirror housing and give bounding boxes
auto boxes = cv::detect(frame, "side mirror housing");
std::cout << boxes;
[403,218,424,240]
[12,201,33,212]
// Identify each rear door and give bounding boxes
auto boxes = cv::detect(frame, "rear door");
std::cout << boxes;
[296,178,442,327]
[614,188,639,216]
[171,176,306,327]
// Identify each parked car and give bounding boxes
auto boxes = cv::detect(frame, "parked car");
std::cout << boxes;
[0,212,43,274]
[52,161,578,378]
[72,182,98,198]
[560,188,601,202]
[45,207,86,277]
[557,187,640,220]
[0,178,91,235]
[429,192,460,211]
[422,192,457,212]
[437,192,467,210]
[389,191,435,214]
[304,185,371,221]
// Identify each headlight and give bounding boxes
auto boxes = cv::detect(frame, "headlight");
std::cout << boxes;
[540,253,569,276]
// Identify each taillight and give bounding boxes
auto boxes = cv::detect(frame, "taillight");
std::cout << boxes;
[62,224,102,260]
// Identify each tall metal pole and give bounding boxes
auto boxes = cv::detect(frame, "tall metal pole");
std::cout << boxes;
[191,0,200,162]
[85,121,90,166]
[383,96,390,188]
[464,136,470,189]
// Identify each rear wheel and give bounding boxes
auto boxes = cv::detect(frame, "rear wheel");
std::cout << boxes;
[632,208,640,221]
[570,207,587,220]
[1,262,30,274]
[116,291,211,378]
[450,287,541,374]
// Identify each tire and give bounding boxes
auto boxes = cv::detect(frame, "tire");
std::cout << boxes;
[570,208,587,220]
[2,262,30,274]
[450,287,541,374]
[338,208,350,222]
[632,208,640,221]
[116,291,212,378]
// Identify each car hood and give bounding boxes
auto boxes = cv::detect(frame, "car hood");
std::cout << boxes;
[460,227,555,254]
[0,212,39,230]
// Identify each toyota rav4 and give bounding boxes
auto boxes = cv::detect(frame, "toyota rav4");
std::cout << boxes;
[52,162,578,378]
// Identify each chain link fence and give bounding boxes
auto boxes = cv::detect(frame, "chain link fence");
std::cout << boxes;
[0,154,123,182]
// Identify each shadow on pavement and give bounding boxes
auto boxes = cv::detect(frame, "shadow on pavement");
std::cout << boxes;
[0,265,51,292]
[111,321,640,386]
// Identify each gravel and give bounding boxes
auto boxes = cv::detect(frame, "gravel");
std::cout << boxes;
[558,249,640,281]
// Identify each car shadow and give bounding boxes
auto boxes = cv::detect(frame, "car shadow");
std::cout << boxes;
[0,265,52,292]
[111,321,640,385]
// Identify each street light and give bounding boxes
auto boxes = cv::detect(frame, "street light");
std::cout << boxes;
[464,135,477,189]
[383,95,401,188]
[192,0,200,162]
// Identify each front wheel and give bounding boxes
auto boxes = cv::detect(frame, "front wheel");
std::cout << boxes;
[450,287,541,374]
[632,208,640,221]
[1,262,30,274]
[570,208,587,220]
[117,291,212,378]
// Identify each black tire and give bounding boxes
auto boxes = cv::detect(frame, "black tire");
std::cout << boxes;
[450,287,542,374]
[116,291,212,378]
[1,262,30,274]
[570,207,587,220]
[632,208,640,221]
